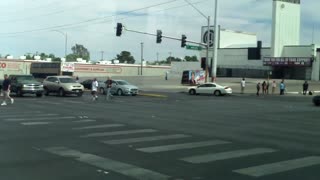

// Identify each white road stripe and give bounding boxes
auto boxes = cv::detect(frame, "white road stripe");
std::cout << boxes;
[63,100,84,104]
[81,129,157,138]
[5,116,76,122]
[103,134,191,145]
[37,101,62,105]
[181,148,277,164]
[72,124,125,130]
[1,114,59,118]
[137,140,231,153]
[21,122,52,126]
[0,111,42,116]
[234,156,320,177]
[72,119,97,123]
[45,147,170,180]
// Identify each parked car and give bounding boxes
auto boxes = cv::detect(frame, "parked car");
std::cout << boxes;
[188,82,232,96]
[81,79,106,94]
[313,96,320,106]
[110,80,139,96]
[0,75,44,97]
[43,76,84,97]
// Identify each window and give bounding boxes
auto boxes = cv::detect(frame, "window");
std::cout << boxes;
[59,78,76,83]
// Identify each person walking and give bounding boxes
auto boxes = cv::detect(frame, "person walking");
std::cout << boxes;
[91,78,99,101]
[105,76,113,100]
[272,80,276,94]
[280,80,286,95]
[241,78,245,94]
[303,81,309,95]
[256,82,261,96]
[1,74,14,106]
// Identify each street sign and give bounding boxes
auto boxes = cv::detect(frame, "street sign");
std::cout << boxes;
[186,45,203,51]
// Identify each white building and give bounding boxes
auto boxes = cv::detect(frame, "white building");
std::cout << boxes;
[195,0,320,80]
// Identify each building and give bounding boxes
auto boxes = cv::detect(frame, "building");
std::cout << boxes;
[197,0,319,81]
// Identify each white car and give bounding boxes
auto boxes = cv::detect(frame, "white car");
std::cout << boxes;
[188,83,232,96]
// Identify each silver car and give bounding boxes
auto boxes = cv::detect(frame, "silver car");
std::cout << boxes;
[110,80,139,96]
[43,76,84,97]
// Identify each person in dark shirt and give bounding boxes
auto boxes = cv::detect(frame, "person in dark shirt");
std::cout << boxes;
[1,74,14,106]
[303,81,309,95]
[104,76,113,100]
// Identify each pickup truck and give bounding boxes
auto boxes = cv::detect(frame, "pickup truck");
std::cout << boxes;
[0,75,44,97]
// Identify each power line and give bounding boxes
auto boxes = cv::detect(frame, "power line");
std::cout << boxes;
[0,0,181,36]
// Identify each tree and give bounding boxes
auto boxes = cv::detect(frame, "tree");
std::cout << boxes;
[67,44,90,62]
[166,56,182,63]
[185,55,199,62]
[116,51,135,64]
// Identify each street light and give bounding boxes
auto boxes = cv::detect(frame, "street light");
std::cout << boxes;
[53,30,68,60]
[184,0,211,82]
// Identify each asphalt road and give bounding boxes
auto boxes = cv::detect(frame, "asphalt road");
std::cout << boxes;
[0,92,320,180]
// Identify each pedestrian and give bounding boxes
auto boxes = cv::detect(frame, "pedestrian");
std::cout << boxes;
[1,74,14,106]
[303,81,309,95]
[104,76,113,100]
[280,80,285,95]
[262,81,267,94]
[256,82,261,96]
[165,71,168,80]
[272,80,276,94]
[91,78,99,101]
[266,81,270,94]
[75,76,79,83]
[241,78,245,94]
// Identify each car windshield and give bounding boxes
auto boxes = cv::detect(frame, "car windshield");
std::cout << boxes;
[117,81,130,85]
[59,78,76,83]
[16,76,35,82]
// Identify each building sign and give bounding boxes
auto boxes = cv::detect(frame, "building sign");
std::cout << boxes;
[75,64,122,74]
[263,57,312,67]
[0,61,22,71]
[61,62,75,72]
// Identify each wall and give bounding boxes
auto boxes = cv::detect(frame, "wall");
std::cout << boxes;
[219,29,257,48]
[282,45,313,57]
[0,59,31,78]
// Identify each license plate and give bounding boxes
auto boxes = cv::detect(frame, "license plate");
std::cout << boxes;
[76,90,79,93]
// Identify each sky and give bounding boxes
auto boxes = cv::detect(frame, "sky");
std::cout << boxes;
[0,0,318,62]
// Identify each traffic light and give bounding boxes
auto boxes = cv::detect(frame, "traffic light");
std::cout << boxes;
[116,23,123,36]
[181,35,187,47]
[201,57,206,70]
[156,30,162,43]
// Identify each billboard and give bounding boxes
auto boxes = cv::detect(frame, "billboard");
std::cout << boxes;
[181,70,205,85]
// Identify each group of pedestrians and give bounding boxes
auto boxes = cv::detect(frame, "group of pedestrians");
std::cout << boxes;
[91,76,113,101]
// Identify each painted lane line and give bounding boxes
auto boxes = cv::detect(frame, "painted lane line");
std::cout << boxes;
[103,134,191,145]
[181,148,277,164]
[137,140,231,153]
[4,116,76,122]
[21,122,52,126]
[81,129,157,138]
[234,156,320,177]
[44,147,170,180]
[72,119,97,123]
[1,114,59,119]
[72,124,125,130]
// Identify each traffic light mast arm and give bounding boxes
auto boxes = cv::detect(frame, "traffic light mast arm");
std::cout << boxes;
[124,27,206,46]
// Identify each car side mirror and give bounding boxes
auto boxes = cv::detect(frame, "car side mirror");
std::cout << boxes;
[55,81,59,84]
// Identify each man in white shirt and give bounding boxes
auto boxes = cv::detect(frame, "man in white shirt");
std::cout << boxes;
[241,78,245,94]
[91,78,99,101]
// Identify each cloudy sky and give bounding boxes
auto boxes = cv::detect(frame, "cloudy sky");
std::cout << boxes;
[0,0,318,62]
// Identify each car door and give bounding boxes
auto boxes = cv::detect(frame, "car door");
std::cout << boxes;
[205,84,217,94]
[196,84,207,94]
[50,77,60,92]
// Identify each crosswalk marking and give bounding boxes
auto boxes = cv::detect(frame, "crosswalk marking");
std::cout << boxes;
[181,148,277,164]
[4,116,76,122]
[44,146,170,180]
[37,101,62,105]
[72,124,125,130]
[72,119,97,123]
[103,134,191,145]
[81,129,157,138]
[136,140,231,153]
[63,100,84,104]
[21,122,52,126]
[234,156,320,177]
[1,114,59,119]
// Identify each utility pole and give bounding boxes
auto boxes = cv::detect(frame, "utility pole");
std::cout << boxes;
[212,0,219,82]
[100,51,104,61]
[141,42,144,76]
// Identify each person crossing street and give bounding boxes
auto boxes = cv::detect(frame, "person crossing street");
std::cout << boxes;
[1,74,14,106]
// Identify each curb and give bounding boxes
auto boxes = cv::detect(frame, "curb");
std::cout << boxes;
[139,93,168,98]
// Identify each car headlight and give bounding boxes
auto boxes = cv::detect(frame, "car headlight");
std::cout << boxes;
[39,85,44,88]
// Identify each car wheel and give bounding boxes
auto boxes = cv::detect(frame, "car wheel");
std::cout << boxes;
[214,90,221,96]
[59,88,65,97]
[189,89,196,95]
[100,87,105,95]
[44,88,49,96]
[36,93,43,97]
[17,89,23,97]
[117,89,123,96]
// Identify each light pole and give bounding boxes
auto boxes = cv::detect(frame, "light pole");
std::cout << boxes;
[141,42,144,76]
[184,0,211,82]
[53,30,68,60]
[212,0,219,82]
